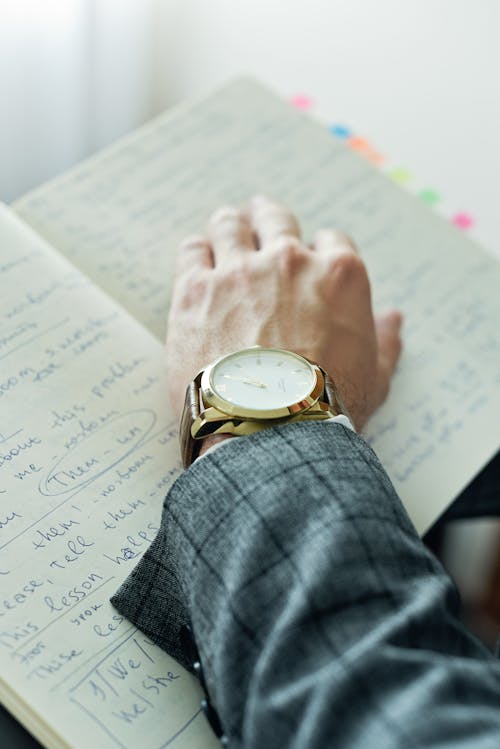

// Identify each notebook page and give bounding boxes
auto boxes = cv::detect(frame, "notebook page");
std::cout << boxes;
[13,77,500,531]
[0,205,218,749]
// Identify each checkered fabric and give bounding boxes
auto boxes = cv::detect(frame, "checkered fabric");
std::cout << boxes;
[112,422,500,748]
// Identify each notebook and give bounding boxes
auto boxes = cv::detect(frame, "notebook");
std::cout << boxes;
[1,77,499,749]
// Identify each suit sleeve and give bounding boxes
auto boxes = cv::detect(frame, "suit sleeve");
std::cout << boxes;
[111,421,500,748]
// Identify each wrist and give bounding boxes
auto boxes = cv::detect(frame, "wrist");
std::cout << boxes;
[197,433,234,459]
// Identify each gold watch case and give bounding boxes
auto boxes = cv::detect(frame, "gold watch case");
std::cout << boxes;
[200,347,324,421]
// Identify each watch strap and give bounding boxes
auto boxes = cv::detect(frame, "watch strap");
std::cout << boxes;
[180,377,203,469]
[323,370,349,420]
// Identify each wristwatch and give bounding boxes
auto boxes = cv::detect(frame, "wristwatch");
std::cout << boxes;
[180,346,348,468]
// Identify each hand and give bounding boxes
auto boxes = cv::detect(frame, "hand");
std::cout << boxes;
[166,195,402,431]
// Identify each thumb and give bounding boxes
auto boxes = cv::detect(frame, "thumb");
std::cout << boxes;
[376,309,403,366]
[374,309,403,400]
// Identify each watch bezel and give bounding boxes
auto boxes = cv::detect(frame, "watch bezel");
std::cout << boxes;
[200,346,324,420]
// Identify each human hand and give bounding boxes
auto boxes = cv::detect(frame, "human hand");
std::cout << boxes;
[166,195,402,431]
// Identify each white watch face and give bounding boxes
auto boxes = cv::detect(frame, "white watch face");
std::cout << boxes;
[210,348,316,411]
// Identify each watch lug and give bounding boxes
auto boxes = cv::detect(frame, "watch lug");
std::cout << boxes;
[191,407,238,439]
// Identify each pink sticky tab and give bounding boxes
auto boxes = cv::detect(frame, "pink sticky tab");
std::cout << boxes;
[452,212,475,230]
[290,94,313,110]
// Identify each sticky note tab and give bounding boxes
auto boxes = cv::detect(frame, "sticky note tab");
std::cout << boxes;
[330,124,352,138]
[419,189,440,205]
[389,167,412,184]
[347,135,384,164]
[452,212,475,230]
[290,94,313,111]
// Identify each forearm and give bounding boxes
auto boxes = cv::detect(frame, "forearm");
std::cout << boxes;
[144,423,500,747]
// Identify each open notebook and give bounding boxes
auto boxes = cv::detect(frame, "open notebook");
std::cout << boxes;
[1,77,499,749]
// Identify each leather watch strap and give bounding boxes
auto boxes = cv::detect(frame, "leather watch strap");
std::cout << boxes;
[180,377,202,468]
[323,370,349,420]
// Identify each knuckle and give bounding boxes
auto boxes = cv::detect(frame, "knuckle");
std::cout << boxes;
[254,199,299,232]
[280,210,300,231]
[274,212,300,236]
[271,236,307,270]
[328,252,367,285]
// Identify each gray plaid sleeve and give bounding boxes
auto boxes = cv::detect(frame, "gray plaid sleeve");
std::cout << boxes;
[111,421,500,748]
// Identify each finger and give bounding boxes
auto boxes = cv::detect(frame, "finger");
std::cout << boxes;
[207,205,255,263]
[176,234,213,276]
[313,229,358,257]
[247,194,301,249]
[375,309,403,379]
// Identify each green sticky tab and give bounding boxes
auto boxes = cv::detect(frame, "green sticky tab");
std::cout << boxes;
[419,189,440,205]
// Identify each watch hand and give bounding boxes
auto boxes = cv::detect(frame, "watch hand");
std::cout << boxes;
[223,374,267,388]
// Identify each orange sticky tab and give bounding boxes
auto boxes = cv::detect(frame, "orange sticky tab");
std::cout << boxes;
[346,135,384,164]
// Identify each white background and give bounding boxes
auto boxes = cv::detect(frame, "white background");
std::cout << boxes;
[1,0,499,255]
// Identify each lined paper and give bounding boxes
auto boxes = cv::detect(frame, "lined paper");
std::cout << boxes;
[0,206,218,749]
